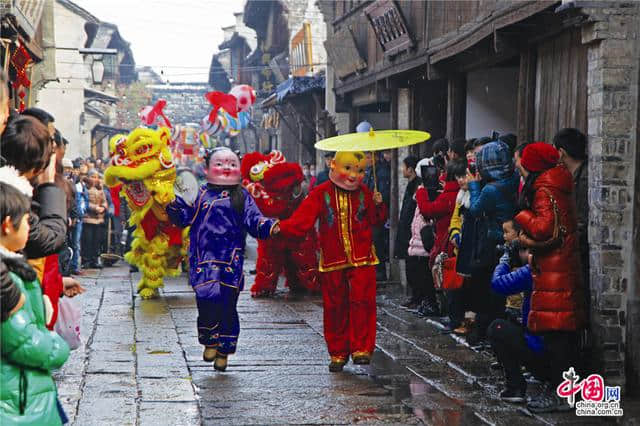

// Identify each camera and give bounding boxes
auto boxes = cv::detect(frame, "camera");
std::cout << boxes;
[468,162,477,175]
[420,164,440,192]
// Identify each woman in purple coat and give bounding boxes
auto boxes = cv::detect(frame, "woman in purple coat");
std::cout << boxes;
[167,148,278,371]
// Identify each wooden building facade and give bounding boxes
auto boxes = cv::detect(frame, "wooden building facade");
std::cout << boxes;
[320,0,640,391]
[322,0,592,148]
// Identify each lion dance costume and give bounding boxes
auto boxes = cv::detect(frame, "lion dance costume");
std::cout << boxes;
[241,150,319,297]
[105,127,188,299]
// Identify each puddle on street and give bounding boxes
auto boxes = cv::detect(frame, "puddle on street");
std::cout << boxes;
[362,351,486,425]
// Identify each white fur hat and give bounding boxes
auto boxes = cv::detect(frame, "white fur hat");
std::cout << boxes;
[415,157,434,178]
[0,166,33,197]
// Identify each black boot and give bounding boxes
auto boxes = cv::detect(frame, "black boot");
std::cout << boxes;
[418,300,441,317]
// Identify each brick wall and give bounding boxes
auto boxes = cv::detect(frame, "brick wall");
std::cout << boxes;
[582,2,640,389]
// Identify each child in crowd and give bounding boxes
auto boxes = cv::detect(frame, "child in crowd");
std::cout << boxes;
[488,235,542,403]
[167,148,278,372]
[501,219,524,311]
[447,159,472,334]
[0,176,70,425]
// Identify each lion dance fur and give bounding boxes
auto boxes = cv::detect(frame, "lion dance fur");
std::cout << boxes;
[105,127,188,299]
[241,150,319,296]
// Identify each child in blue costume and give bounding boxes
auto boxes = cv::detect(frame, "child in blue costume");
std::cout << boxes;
[167,148,278,371]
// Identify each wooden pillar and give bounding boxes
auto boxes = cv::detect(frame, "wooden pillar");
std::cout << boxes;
[517,48,537,145]
[393,87,412,288]
[446,74,466,141]
[388,87,401,283]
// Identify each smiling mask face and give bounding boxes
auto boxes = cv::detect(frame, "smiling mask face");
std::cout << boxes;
[329,151,367,191]
[207,148,241,185]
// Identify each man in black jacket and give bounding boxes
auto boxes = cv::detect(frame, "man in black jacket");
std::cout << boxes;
[313,151,334,187]
[553,128,590,356]
[364,150,391,281]
[395,156,421,307]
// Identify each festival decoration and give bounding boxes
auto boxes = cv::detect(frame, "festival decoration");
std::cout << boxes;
[241,150,319,297]
[10,43,32,112]
[105,126,188,299]
[229,84,256,113]
[199,85,255,139]
[139,99,172,128]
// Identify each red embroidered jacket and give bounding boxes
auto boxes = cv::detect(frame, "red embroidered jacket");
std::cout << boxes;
[279,181,387,272]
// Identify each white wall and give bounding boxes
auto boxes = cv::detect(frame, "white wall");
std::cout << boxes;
[35,2,91,159]
[465,67,518,139]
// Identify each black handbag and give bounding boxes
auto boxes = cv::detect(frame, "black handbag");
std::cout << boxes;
[420,223,435,252]
[468,214,496,269]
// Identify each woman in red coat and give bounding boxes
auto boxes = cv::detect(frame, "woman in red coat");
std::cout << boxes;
[515,142,586,413]
[415,161,461,316]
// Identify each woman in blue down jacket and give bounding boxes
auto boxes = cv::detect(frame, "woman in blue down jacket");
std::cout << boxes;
[464,141,519,344]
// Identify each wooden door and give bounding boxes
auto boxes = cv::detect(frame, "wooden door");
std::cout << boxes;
[533,28,588,142]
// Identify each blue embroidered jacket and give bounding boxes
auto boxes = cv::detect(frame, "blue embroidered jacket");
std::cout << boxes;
[167,184,276,300]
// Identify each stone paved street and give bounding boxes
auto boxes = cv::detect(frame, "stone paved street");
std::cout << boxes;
[54,240,639,425]
[56,264,426,425]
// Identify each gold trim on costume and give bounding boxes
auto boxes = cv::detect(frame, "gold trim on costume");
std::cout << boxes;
[337,189,353,264]
[197,248,243,266]
[269,219,280,236]
[317,187,380,272]
[193,279,240,290]
[318,258,379,273]
[189,187,208,226]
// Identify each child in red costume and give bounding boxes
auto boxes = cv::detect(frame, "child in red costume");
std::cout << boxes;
[276,151,386,372]
[241,151,319,297]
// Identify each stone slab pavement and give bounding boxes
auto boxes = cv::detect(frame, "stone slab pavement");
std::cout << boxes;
[53,238,639,425]
[57,261,428,425]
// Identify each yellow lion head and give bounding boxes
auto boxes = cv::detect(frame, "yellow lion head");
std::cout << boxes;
[105,127,174,186]
[105,127,176,215]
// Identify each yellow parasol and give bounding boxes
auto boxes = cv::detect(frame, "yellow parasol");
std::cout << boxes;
[314,128,431,191]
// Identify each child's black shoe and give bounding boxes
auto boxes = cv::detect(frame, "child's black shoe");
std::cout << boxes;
[500,385,526,403]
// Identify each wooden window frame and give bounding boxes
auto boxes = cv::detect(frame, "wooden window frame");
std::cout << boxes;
[364,0,414,58]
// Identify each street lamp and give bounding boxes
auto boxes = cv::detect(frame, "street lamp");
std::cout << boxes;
[79,48,117,85]
[91,55,105,85]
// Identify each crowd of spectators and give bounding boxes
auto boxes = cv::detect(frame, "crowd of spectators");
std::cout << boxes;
[0,70,129,424]
[394,130,589,413]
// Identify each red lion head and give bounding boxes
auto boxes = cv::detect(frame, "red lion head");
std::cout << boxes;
[241,150,304,218]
